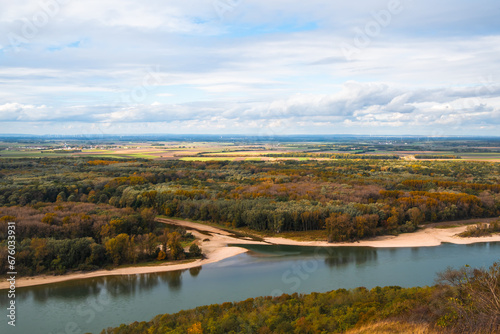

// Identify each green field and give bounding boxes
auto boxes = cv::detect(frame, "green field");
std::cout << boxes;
[459,153,500,161]
[81,154,132,159]
[124,153,159,159]
[179,157,236,161]
[0,150,71,158]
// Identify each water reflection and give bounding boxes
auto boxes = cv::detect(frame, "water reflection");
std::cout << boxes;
[464,242,492,250]
[17,269,192,306]
[28,279,104,303]
[233,244,378,268]
[106,275,140,297]
[321,247,377,268]
[106,271,187,293]
[189,266,202,277]
[160,270,183,291]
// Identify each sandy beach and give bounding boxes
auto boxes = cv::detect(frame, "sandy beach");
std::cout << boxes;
[2,217,499,289]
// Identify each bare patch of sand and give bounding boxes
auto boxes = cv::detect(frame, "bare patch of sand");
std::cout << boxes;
[265,224,500,248]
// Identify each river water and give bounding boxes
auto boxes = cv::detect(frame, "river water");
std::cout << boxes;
[1,242,499,334]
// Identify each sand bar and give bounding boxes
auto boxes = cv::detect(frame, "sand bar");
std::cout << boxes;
[1,217,499,289]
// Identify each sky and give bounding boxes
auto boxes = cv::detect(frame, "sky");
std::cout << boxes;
[0,0,499,136]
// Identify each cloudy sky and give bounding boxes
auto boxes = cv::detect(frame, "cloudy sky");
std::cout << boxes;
[0,0,499,136]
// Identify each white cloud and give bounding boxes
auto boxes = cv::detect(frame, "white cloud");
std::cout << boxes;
[0,0,499,135]
[1,81,498,136]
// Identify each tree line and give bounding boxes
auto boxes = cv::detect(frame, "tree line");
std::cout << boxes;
[0,203,202,275]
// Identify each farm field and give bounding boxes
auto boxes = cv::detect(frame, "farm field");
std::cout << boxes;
[2,138,500,162]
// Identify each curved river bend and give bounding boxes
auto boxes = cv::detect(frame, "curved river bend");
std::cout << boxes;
[1,242,499,334]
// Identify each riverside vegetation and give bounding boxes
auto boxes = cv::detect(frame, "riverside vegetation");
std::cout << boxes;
[1,156,499,275]
[0,203,202,275]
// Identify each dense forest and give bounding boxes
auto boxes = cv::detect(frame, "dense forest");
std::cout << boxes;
[102,261,500,333]
[1,157,499,251]
[0,202,202,275]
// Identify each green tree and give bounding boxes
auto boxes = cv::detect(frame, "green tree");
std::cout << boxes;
[168,231,184,260]
[189,243,202,258]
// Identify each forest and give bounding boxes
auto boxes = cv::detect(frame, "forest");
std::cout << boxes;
[0,155,499,274]
[102,261,500,333]
[0,202,201,275]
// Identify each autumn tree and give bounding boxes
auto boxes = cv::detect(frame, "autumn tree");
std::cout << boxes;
[437,262,500,332]
[31,238,49,272]
[187,322,203,334]
[326,213,354,242]
[105,233,134,265]
[407,207,425,227]
[140,207,157,231]
[157,250,166,261]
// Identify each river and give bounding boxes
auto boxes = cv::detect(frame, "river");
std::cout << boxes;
[1,242,499,334]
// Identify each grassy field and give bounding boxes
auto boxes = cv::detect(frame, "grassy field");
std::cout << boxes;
[124,152,162,159]
[0,150,71,158]
[79,154,131,159]
[179,157,236,161]
[459,152,500,161]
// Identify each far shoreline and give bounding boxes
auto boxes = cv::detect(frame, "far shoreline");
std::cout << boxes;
[2,217,499,289]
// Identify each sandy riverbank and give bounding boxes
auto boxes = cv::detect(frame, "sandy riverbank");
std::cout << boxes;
[266,224,500,248]
[2,217,499,289]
